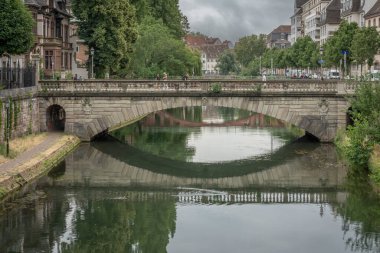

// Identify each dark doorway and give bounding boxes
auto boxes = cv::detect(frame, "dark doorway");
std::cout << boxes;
[346,107,354,128]
[46,105,66,131]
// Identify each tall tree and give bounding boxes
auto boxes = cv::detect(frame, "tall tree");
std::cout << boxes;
[323,20,359,71]
[72,0,138,77]
[351,26,380,74]
[289,36,319,69]
[127,18,201,78]
[0,0,34,56]
[235,34,267,67]
[216,50,240,75]
[130,0,185,38]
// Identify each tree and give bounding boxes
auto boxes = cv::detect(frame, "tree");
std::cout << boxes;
[235,34,267,67]
[71,0,138,77]
[323,21,359,72]
[288,36,319,69]
[127,18,201,78]
[130,0,186,38]
[0,0,34,56]
[216,50,240,75]
[351,26,380,75]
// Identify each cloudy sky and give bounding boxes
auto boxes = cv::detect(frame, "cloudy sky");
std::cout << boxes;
[179,0,294,41]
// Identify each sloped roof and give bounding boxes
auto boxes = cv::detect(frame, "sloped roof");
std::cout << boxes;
[341,0,362,17]
[185,35,222,47]
[272,25,291,34]
[296,0,308,8]
[199,44,229,59]
[320,0,341,25]
[365,0,380,18]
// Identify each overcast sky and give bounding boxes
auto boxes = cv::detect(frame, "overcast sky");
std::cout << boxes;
[179,0,294,42]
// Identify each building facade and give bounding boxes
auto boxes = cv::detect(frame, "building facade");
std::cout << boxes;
[267,25,292,49]
[320,0,341,45]
[1,0,75,81]
[185,35,230,75]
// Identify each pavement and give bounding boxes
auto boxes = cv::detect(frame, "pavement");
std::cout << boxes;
[0,133,63,175]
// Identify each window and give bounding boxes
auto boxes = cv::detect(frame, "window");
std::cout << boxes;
[45,51,54,69]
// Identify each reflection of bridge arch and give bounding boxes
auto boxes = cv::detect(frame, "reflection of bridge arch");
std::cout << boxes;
[57,142,346,190]
[143,110,286,128]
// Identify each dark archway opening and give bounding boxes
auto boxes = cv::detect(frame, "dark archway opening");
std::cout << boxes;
[46,105,66,132]
[346,107,354,128]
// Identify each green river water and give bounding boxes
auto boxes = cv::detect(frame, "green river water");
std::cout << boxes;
[1,107,380,253]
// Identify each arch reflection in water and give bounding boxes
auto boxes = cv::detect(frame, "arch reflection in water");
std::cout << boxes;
[56,142,345,189]
[111,106,304,163]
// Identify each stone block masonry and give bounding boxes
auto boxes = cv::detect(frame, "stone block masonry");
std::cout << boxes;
[0,87,40,142]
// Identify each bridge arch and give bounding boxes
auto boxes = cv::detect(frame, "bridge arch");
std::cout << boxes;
[66,96,339,142]
[46,104,66,132]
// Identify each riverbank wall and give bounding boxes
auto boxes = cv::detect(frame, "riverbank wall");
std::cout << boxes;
[0,135,80,203]
[0,87,40,142]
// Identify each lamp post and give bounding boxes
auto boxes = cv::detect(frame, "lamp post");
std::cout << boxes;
[90,47,95,79]
[319,47,324,80]
[5,100,10,157]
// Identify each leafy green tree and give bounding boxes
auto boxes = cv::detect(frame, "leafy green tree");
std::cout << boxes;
[351,26,380,75]
[0,0,34,56]
[288,36,319,69]
[216,50,240,75]
[343,83,380,169]
[71,0,138,77]
[235,34,267,67]
[240,58,261,76]
[127,18,201,78]
[323,21,359,71]
[130,0,185,38]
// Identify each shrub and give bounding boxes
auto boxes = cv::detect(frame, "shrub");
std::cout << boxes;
[211,83,222,93]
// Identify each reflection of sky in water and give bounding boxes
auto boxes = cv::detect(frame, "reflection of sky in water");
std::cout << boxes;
[187,127,287,163]
[168,204,355,253]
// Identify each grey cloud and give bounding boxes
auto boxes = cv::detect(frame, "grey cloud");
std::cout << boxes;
[180,0,294,41]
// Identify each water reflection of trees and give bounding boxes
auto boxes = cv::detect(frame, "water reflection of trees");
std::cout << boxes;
[332,176,380,252]
[0,191,177,253]
[111,107,303,163]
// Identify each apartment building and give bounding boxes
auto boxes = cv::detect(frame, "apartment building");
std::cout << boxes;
[364,0,380,71]
[267,25,292,49]
[320,0,341,45]
[290,0,308,44]
[185,35,231,75]
[302,0,331,43]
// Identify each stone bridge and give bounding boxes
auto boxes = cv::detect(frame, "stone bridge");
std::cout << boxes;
[38,79,356,142]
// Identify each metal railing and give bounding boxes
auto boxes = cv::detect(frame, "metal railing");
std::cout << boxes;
[0,66,36,89]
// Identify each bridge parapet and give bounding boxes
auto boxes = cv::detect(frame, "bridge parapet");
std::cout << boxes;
[39,80,355,95]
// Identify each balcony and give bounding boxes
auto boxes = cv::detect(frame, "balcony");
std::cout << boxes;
[42,37,62,47]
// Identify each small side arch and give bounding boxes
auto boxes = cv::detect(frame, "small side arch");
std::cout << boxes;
[46,104,66,132]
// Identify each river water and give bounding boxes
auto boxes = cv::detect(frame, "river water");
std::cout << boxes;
[1,107,380,253]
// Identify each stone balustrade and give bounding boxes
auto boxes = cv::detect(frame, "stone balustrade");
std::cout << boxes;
[38,80,356,95]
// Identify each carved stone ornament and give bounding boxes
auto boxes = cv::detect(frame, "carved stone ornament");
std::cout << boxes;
[202,97,208,106]
[318,99,329,115]
[82,98,92,115]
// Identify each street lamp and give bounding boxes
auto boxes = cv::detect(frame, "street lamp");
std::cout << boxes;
[90,47,95,79]
[319,47,324,80]
[5,100,10,157]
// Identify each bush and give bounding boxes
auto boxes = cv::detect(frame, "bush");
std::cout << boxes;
[211,83,222,93]
[341,83,380,170]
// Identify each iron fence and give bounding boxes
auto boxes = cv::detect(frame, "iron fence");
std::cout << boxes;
[0,66,36,89]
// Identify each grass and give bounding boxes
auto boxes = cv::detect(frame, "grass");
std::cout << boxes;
[0,133,48,164]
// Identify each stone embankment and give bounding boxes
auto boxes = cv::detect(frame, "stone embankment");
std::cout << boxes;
[0,134,80,202]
